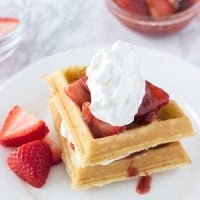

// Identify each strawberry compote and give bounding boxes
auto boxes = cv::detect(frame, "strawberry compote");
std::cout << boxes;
[107,0,200,35]
[65,76,169,138]
[113,0,198,17]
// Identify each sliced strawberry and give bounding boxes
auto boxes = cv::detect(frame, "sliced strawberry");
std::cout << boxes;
[82,102,125,138]
[147,0,175,18]
[43,137,62,165]
[7,140,52,188]
[134,81,169,124]
[0,18,19,37]
[168,0,182,9]
[82,102,94,126]
[0,106,49,147]
[114,0,150,16]
[64,76,91,107]
[179,0,198,11]
[80,76,90,92]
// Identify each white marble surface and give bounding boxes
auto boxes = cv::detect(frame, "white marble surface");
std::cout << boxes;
[0,0,200,85]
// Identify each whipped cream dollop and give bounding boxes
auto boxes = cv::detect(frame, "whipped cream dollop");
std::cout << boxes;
[60,121,82,166]
[86,41,145,126]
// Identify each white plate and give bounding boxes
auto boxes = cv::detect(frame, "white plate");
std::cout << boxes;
[0,46,200,200]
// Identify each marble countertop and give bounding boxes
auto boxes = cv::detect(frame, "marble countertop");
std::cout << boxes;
[0,0,200,85]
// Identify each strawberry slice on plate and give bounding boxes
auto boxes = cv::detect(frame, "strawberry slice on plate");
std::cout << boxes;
[82,102,125,138]
[64,76,91,107]
[43,137,62,165]
[0,105,49,147]
[114,0,150,16]
[0,18,19,37]
[147,0,175,18]
[7,140,52,188]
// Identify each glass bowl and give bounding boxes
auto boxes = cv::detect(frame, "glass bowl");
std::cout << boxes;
[0,0,30,62]
[106,0,200,36]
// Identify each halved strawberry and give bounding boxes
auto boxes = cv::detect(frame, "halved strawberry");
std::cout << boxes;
[64,76,91,107]
[43,137,62,165]
[0,106,49,147]
[0,18,19,37]
[114,0,150,16]
[134,81,169,123]
[82,102,125,138]
[7,140,52,188]
[147,0,175,18]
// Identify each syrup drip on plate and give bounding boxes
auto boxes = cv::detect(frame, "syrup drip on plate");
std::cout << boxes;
[127,161,152,195]
[136,175,152,195]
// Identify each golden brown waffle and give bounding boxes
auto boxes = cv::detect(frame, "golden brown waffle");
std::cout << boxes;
[44,66,194,166]
[48,99,191,189]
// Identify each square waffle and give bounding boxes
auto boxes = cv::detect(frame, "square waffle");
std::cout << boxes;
[48,98,191,189]
[44,66,194,166]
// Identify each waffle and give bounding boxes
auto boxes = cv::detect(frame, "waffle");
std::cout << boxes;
[44,66,194,167]
[48,98,191,189]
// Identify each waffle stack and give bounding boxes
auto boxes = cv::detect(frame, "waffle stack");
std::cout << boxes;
[44,66,194,189]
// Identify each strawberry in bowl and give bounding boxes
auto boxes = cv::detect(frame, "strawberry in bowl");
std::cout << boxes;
[107,0,200,35]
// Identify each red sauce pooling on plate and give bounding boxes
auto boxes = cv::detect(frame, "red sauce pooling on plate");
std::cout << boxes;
[136,175,152,195]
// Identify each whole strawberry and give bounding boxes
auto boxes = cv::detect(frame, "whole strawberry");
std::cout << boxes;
[7,140,52,188]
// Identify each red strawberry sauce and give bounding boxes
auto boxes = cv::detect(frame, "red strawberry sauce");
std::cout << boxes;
[128,165,138,177]
[65,77,169,138]
[128,161,152,195]
[136,175,152,195]
[113,0,197,16]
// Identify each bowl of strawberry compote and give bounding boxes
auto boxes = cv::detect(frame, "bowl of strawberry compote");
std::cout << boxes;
[106,0,200,35]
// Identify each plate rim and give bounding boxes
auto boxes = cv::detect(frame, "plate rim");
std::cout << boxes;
[1,44,200,91]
